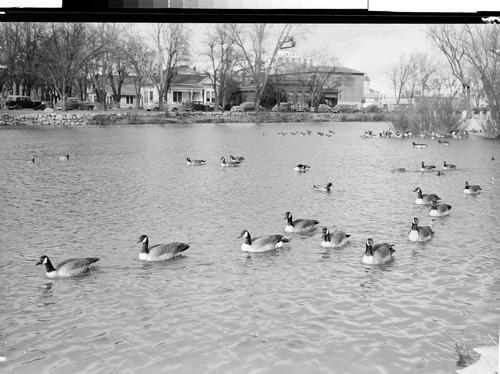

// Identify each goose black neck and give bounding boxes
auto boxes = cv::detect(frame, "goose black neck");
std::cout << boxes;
[286,215,293,226]
[417,189,423,198]
[365,243,373,255]
[141,239,149,254]
[323,231,330,242]
[244,232,252,245]
[411,222,418,230]
[45,258,56,273]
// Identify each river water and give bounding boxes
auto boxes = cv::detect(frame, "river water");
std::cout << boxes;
[0,121,498,373]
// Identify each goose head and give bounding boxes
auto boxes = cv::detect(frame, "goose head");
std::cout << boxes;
[36,255,49,266]
[237,230,252,244]
[137,235,149,243]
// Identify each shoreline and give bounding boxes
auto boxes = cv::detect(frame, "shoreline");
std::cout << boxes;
[0,108,389,126]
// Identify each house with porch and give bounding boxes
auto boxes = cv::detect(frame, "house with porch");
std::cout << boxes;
[86,66,216,109]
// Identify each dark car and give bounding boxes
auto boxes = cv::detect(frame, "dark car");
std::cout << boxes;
[331,104,360,113]
[55,97,95,110]
[5,95,45,110]
[185,100,208,111]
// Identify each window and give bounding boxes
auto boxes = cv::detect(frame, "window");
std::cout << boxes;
[126,96,134,104]
[173,91,182,102]
[149,91,153,101]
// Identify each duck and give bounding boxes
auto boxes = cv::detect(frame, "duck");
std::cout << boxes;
[230,155,245,162]
[186,157,206,166]
[321,227,350,248]
[412,141,428,148]
[443,161,456,170]
[463,181,481,194]
[137,234,189,261]
[429,199,452,217]
[420,161,436,172]
[408,217,434,242]
[438,138,450,145]
[294,164,310,171]
[413,187,441,205]
[220,157,241,167]
[313,182,333,192]
[284,211,319,233]
[36,255,99,278]
[361,238,395,265]
[237,230,290,252]
[59,155,69,160]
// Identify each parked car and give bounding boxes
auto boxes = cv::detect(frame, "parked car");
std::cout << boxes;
[311,104,333,112]
[185,100,208,111]
[361,105,382,113]
[5,95,45,110]
[231,102,264,112]
[331,104,359,113]
[55,97,95,110]
[144,100,166,111]
[272,102,295,112]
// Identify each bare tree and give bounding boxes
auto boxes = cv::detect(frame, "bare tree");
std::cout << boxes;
[149,23,191,111]
[123,31,156,110]
[41,23,106,111]
[230,23,295,111]
[205,24,242,110]
[385,54,413,104]
[427,24,500,136]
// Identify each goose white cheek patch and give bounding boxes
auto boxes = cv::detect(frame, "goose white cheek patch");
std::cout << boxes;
[142,237,148,243]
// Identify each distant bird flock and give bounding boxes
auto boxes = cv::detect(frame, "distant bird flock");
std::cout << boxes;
[31,126,492,277]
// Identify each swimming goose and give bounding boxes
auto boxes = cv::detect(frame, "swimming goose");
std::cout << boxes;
[36,255,99,278]
[413,187,441,205]
[237,230,290,252]
[294,164,310,171]
[361,238,395,265]
[220,157,241,167]
[321,227,350,248]
[443,161,456,170]
[59,155,69,160]
[284,211,319,233]
[437,171,445,176]
[429,199,452,217]
[313,182,333,192]
[137,234,189,261]
[438,138,450,145]
[463,181,481,194]
[186,157,206,166]
[412,142,428,148]
[420,161,436,172]
[230,155,245,162]
[408,217,434,242]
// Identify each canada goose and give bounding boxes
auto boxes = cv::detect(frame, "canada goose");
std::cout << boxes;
[294,164,310,171]
[420,161,436,172]
[408,217,434,242]
[429,199,452,217]
[230,155,245,162]
[443,161,456,170]
[237,230,290,252]
[59,155,69,160]
[437,171,445,176]
[36,255,99,278]
[438,138,449,145]
[313,182,333,192]
[463,181,481,194]
[413,187,441,205]
[137,235,189,261]
[284,211,319,233]
[361,238,395,265]
[220,157,241,167]
[186,157,206,166]
[412,142,428,148]
[321,227,350,248]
